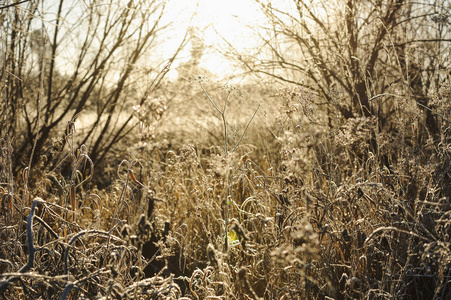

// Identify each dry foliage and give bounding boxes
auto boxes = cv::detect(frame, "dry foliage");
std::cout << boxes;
[1,81,450,299]
[1,1,450,298]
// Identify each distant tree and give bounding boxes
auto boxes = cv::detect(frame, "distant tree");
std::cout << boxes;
[161,26,224,146]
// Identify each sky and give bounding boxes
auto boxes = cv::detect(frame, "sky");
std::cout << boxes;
[40,0,269,82]
[160,0,266,78]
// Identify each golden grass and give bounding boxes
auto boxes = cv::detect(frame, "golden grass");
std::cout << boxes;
[0,83,450,299]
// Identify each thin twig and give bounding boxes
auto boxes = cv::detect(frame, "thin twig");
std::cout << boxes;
[232,103,261,153]
[0,0,30,10]
[199,81,229,154]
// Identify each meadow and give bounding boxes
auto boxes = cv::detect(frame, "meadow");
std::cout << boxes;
[1,79,450,299]
[1,0,450,299]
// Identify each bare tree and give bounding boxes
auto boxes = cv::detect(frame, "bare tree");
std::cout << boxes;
[1,0,39,144]
[222,0,450,123]
[0,0,188,174]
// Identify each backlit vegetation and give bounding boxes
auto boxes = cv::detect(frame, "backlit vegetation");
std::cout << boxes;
[1,0,450,299]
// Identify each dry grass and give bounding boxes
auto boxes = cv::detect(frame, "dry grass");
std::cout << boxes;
[1,83,450,299]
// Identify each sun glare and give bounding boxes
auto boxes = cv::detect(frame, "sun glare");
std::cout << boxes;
[162,0,265,78]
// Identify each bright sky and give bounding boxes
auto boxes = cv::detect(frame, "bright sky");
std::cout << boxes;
[161,0,265,78]
[47,0,268,81]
